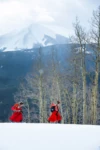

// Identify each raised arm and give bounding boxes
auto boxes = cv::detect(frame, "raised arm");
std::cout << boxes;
[11,105,21,112]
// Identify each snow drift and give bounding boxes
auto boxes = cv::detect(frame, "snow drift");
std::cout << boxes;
[0,124,100,150]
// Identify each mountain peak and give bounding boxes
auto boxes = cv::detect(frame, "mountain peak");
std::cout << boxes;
[0,24,69,51]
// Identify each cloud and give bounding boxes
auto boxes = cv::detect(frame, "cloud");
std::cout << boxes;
[0,0,55,35]
[0,0,99,36]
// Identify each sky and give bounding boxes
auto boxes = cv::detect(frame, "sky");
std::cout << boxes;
[0,0,99,36]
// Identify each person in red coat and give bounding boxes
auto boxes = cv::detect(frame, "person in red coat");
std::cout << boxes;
[9,102,24,122]
[48,101,62,123]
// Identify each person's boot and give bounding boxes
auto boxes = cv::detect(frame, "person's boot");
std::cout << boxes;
[58,120,61,123]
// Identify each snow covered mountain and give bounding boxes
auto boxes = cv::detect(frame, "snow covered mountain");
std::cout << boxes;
[0,24,69,51]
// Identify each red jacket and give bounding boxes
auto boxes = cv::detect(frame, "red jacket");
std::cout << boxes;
[48,103,62,122]
[9,103,23,122]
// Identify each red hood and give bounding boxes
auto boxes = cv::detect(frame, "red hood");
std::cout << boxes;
[50,103,56,108]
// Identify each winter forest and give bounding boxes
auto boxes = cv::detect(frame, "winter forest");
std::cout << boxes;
[10,6,100,125]
[1,6,100,125]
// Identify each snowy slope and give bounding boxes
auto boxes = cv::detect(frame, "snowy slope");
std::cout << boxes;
[0,24,69,51]
[0,124,100,150]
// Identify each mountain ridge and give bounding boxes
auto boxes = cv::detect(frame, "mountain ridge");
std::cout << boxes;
[0,24,69,51]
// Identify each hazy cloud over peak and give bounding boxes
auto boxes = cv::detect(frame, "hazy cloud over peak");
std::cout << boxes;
[0,0,99,36]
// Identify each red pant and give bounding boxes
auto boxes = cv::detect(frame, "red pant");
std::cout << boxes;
[9,112,23,122]
[48,111,62,122]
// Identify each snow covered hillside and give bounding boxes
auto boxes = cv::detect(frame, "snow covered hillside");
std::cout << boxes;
[0,24,69,51]
[0,124,100,150]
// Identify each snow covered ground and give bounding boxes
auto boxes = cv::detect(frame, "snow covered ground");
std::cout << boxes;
[0,124,100,150]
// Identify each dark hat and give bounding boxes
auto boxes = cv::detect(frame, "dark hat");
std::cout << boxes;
[57,100,60,104]
[19,101,24,105]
